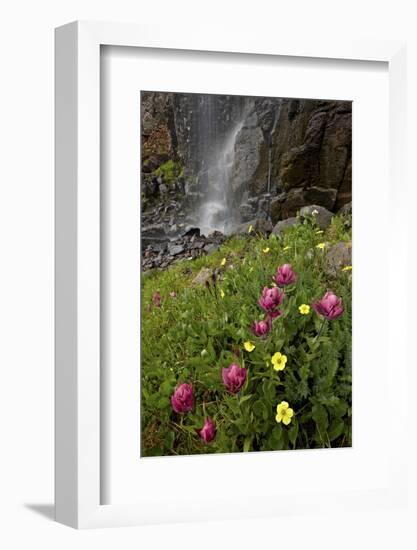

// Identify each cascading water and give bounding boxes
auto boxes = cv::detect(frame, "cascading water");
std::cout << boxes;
[194,95,249,236]
[198,119,246,235]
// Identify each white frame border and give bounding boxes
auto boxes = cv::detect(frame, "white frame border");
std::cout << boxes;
[55,21,407,529]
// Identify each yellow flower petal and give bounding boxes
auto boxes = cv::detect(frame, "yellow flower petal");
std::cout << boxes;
[275,413,282,423]
[262,247,270,253]
[248,225,254,233]
[342,265,352,271]
[277,401,289,414]
[244,341,255,352]
[316,243,326,250]
[220,258,226,266]
[282,415,292,425]
[283,246,290,251]
[220,289,225,299]
[286,408,294,418]
[271,352,287,371]
[298,304,310,315]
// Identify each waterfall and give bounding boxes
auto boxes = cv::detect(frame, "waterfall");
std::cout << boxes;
[196,96,248,236]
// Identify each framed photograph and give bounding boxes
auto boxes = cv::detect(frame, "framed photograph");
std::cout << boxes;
[55,21,407,528]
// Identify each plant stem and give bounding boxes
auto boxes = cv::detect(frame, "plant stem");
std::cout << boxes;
[313,317,327,342]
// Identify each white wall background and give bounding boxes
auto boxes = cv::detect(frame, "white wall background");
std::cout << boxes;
[0,0,416,548]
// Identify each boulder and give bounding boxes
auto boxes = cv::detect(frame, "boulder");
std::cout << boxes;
[271,217,298,235]
[303,186,337,211]
[236,218,273,236]
[338,201,352,216]
[324,241,352,277]
[168,244,185,256]
[280,188,307,218]
[299,205,333,229]
[191,267,213,287]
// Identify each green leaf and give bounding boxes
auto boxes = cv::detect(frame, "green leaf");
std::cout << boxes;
[253,400,269,420]
[328,418,345,441]
[160,380,173,396]
[288,420,299,447]
[239,394,253,405]
[312,403,329,430]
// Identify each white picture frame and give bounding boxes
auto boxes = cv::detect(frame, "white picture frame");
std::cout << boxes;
[55,20,407,529]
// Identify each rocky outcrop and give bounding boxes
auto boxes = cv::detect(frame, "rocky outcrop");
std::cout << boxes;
[140,92,352,269]
[141,91,177,171]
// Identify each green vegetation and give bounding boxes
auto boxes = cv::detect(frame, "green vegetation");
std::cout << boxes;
[154,159,183,184]
[141,214,352,456]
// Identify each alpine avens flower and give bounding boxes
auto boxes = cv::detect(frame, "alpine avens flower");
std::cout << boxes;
[171,383,194,413]
[222,363,247,394]
[274,263,297,287]
[276,401,294,425]
[271,352,287,371]
[251,318,272,337]
[316,242,326,250]
[243,341,256,352]
[313,291,344,320]
[198,418,216,443]
[258,286,284,314]
[298,304,310,315]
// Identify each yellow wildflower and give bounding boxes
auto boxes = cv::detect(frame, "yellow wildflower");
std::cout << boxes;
[220,289,225,299]
[220,257,227,266]
[271,352,287,371]
[276,401,294,425]
[243,341,255,352]
[248,225,254,233]
[263,247,270,254]
[283,246,290,251]
[342,265,352,271]
[316,242,326,250]
[298,304,310,315]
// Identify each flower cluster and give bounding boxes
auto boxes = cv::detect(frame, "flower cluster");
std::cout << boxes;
[170,362,247,444]
[168,259,345,446]
[249,263,345,426]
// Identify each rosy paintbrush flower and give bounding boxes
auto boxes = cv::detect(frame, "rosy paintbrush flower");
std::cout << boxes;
[170,383,194,413]
[274,263,297,287]
[152,291,162,307]
[313,291,344,320]
[258,286,284,314]
[251,317,272,337]
[222,363,247,394]
[198,418,216,443]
